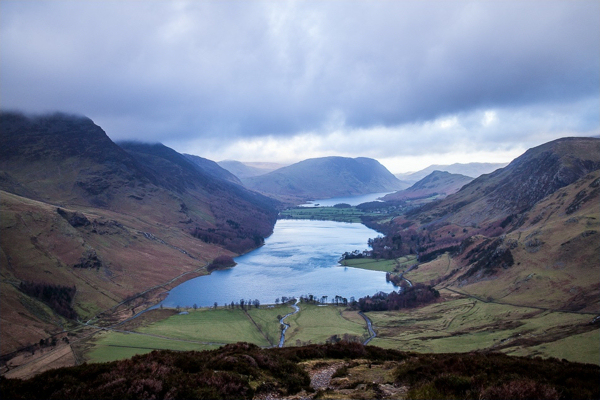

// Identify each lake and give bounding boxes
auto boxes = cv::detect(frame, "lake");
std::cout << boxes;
[159,219,395,308]
[300,192,391,207]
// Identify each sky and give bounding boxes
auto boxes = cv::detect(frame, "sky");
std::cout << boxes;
[1,1,599,173]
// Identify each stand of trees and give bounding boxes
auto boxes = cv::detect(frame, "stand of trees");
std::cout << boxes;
[224,299,261,310]
[18,281,77,319]
[207,255,236,272]
[356,283,439,312]
[297,294,351,306]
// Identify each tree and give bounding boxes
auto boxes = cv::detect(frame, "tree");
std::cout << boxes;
[193,303,198,310]
[214,302,218,309]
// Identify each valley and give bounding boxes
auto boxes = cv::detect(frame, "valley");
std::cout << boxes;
[1,114,598,398]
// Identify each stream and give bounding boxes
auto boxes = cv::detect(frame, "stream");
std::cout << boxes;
[278,299,300,347]
[359,312,376,345]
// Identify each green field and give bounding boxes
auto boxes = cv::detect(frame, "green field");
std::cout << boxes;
[284,304,368,346]
[341,255,418,273]
[85,331,220,363]
[278,206,368,223]
[85,307,282,363]
[84,303,371,362]
[84,296,599,365]
[135,308,272,345]
[366,295,599,364]
[246,305,288,346]
[507,329,600,365]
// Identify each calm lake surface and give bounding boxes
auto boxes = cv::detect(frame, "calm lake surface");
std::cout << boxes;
[160,219,395,308]
[300,192,391,207]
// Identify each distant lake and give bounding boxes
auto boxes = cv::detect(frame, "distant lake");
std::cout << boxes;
[160,219,394,308]
[300,192,391,207]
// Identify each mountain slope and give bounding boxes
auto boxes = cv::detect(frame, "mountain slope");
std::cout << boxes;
[243,156,404,201]
[0,112,279,354]
[415,137,600,227]
[382,170,473,201]
[0,112,150,207]
[370,137,600,312]
[184,154,242,185]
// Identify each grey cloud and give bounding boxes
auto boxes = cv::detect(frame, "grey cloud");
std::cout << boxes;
[0,1,598,146]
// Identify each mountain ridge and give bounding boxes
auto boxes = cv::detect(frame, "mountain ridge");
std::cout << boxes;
[395,162,507,182]
[382,170,473,201]
[243,156,405,201]
[368,136,600,312]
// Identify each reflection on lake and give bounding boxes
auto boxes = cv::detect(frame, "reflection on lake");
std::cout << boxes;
[300,192,391,207]
[160,219,394,307]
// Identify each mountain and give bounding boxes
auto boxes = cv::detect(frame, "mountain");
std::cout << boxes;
[396,162,506,183]
[382,170,473,201]
[243,156,405,201]
[370,137,600,312]
[184,154,242,185]
[0,112,279,354]
[217,160,285,179]
[415,137,600,227]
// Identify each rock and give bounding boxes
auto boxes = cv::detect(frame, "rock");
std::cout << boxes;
[57,208,90,227]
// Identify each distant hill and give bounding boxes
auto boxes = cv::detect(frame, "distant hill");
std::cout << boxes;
[243,156,405,201]
[382,170,473,201]
[0,112,279,354]
[369,137,600,312]
[218,160,286,179]
[396,162,506,183]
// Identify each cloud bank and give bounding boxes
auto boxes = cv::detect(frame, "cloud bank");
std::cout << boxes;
[1,1,598,172]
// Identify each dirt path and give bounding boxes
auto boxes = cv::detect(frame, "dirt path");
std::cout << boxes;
[309,362,345,390]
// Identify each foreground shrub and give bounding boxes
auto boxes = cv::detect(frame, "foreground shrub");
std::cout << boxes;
[1,343,597,399]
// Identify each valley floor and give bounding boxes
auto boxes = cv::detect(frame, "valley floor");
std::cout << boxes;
[3,254,598,381]
[78,280,599,367]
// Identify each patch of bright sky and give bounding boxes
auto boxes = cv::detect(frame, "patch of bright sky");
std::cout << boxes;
[168,108,544,174]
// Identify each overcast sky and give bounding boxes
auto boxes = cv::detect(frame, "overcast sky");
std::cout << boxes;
[1,1,598,173]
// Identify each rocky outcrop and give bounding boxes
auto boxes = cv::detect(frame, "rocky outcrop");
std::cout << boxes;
[56,208,90,227]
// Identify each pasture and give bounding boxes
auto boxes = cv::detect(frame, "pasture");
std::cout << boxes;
[84,295,599,365]
[278,206,367,223]
[366,295,599,364]
[84,303,368,363]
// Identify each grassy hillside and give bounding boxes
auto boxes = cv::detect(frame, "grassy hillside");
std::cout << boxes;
[0,190,220,353]
[0,112,280,358]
